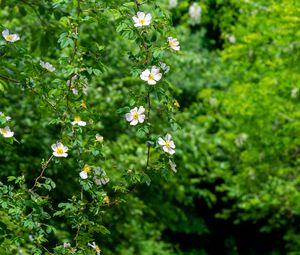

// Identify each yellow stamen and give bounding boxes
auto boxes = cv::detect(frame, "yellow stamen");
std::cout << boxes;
[83,164,92,173]
[170,41,176,48]
[132,112,139,120]
[103,196,110,204]
[5,35,13,41]
[56,147,64,155]
[148,74,154,81]
[139,18,145,24]
[95,245,101,253]
[165,141,171,149]
[74,116,81,122]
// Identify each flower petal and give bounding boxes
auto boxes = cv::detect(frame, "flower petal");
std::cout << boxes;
[80,171,88,179]
[165,134,172,141]
[137,11,145,19]
[154,73,162,81]
[138,114,145,123]
[125,113,133,121]
[51,144,57,151]
[130,119,138,126]
[158,137,166,146]
[138,106,145,114]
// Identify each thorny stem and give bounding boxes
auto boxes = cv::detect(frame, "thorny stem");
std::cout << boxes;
[134,0,152,169]
[61,0,81,136]
[30,155,54,192]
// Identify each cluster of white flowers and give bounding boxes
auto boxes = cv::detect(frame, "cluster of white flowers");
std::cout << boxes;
[189,2,202,25]
[129,12,178,158]
[2,29,20,42]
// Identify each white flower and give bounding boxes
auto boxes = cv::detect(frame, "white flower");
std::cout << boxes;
[80,164,92,179]
[93,167,109,186]
[0,112,11,121]
[64,243,71,248]
[125,106,145,126]
[291,88,299,99]
[40,60,55,72]
[0,126,14,138]
[169,160,177,173]
[168,37,180,51]
[2,29,20,42]
[96,134,104,142]
[71,116,86,126]
[159,62,170,74]
[228,34,236,44]
[132,12,152,27]
[51,142,68,157]
[140,66,162,85]
[158,134,176,155]
[189,2,202,25]
[88,242,101,255]
[169,0,178,8]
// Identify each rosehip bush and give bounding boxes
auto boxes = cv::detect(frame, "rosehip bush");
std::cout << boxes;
[1,0,300,255]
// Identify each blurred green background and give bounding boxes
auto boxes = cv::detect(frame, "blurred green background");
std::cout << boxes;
[1,0,300,254]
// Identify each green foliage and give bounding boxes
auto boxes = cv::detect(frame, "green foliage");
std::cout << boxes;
[1,0,300,254]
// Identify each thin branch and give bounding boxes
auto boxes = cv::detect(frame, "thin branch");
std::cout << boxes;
[74,224,81,248]
[27,85,59,114]
[29,155,54,192]
[0,74,21,83]
[146,90,151,169]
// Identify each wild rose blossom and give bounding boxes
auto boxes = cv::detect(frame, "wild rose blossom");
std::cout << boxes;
[125,106,145,126]
[51,142,68,157]
[2,29,20,42]
[158,134,176,155]
[132,12,152,27]
[168,37,180,51]
[140,66,162,85]
[0,126,14,138]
